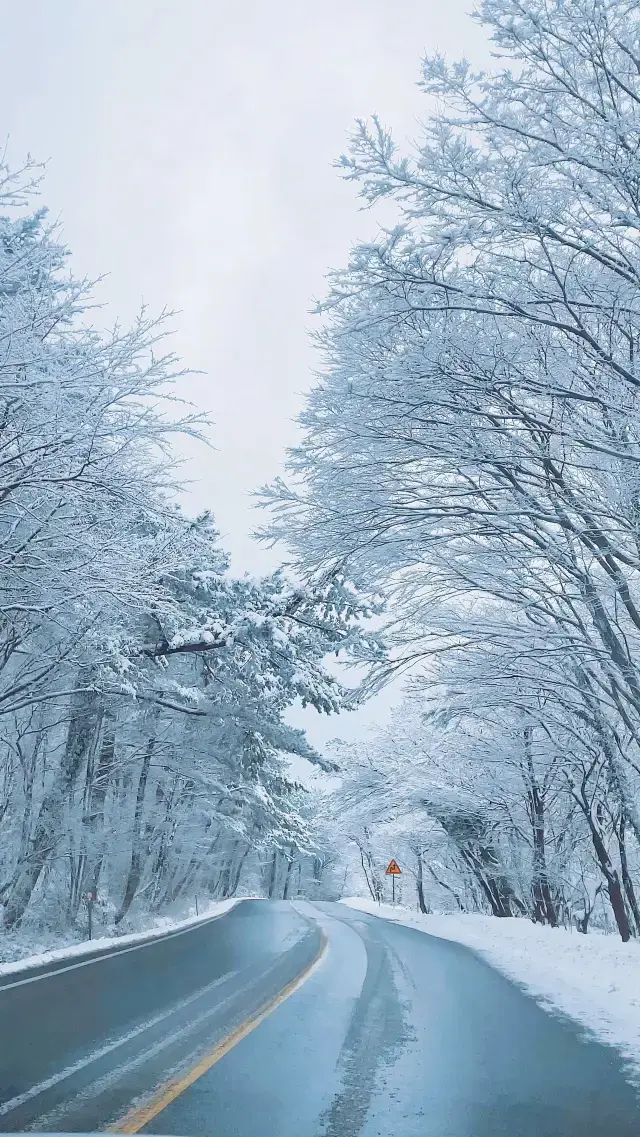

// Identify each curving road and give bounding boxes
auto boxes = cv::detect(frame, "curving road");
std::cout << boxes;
[0,900,638,1136]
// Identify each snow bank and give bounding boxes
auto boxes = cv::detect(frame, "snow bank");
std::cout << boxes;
[0,899,239,977]
[342,897,640,1081]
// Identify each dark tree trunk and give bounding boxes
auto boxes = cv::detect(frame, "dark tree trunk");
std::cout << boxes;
[75,714,116,916]
[524,726,558,926]
[114,737,154,926]
[431,803,524,918]
[229,846,250,896]
[218,841,240,899]
[571,782,632,942]
[266,849,278,899]
[282,846,296,900]
[149,778,182,909]
[459,844,522,917]
[415,849,429,914]
[615,813,640,936]
[359,846,376,901]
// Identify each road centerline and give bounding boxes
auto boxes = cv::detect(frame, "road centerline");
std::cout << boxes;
[109,930,329,1135]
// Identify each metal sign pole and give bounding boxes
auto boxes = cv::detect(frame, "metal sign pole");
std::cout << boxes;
[385,858,401,905]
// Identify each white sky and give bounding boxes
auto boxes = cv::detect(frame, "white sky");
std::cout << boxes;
[2,0,491,747]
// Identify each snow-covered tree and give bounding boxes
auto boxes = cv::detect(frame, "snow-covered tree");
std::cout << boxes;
[0,159,374,943]
[266,0,640,940]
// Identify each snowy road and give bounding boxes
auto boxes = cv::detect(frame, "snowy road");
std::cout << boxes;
[0,900,638,1136]
[0,901,321,1132]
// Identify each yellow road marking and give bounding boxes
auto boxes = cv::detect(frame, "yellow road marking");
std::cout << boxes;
[108,931,329,1134]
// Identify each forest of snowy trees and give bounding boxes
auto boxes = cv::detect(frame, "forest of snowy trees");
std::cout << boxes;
[0,161,379,945]
[4,0,640,951]
[268,0,640,941]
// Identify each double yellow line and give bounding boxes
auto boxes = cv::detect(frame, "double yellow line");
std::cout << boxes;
[109,930,328,1133]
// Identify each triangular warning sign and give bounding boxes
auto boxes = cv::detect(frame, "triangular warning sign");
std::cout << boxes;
[385,858,402,875]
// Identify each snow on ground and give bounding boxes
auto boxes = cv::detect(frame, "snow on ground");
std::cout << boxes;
[0,898,239,976]
[342,897,640,1082]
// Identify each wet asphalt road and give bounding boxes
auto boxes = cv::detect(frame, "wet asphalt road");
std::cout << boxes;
[0,900,638,1136]
[0,902,320,1132]
[147,901,640,1137]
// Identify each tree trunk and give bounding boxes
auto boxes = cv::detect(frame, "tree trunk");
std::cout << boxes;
[458,844,523,917]
[282,846,296,900]
[229,846,250,896]
[310,855,327,896]
[571,782,632,942]
[524,725,558,926]
[576,883,603,934]
[266,848,278,899]
[426,862,465,911]
[149,777,181,909]
[356,835,383,902]
[218,841,239,899]
[73,713,116,918]
[415,849,429,913]
[164,820,216,907]
[433,805,524,918]
[3,685,100,929]
[114,736,154,925]
[615,813,640,936]
[359,845,376,901]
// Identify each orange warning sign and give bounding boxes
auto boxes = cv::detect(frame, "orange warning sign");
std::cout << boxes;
[385,859,402,875]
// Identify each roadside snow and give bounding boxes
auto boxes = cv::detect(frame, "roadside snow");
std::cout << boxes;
[0,899,239,978]
[342,897,640,1082]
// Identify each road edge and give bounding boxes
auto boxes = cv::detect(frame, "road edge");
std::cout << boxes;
[0,902,240,990]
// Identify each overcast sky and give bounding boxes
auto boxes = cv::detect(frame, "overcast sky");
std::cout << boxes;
[2,0,491,747]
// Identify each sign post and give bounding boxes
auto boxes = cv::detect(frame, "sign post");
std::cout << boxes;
[385,858,402,904]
